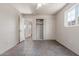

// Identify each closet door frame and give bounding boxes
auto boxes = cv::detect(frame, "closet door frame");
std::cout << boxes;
[36,19,44,40]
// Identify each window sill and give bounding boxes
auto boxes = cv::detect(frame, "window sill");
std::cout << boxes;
[64,24,79,27]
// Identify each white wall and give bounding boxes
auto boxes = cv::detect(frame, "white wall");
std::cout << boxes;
[56,3,79,55]
[0,4,19,54]
[23,14,56,40]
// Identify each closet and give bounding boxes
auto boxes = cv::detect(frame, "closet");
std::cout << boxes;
[36,19,44,40]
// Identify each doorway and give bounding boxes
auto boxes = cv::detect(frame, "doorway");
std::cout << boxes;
[24,20,32,39]
[36,19,44,40]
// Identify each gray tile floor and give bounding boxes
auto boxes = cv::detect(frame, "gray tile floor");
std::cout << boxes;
[0,38,77,56]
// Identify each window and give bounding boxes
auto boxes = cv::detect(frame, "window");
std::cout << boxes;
[65,4,79,27]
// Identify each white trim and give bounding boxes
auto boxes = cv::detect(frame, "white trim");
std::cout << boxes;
[65,4,78,14]
[64,4,79,27]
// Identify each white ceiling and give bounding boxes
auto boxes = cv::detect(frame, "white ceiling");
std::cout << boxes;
[12,3,37,14]
[12,3,66,15]
[34,3,66,14]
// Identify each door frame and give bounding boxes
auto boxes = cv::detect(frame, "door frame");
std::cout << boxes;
[24,20,32,39]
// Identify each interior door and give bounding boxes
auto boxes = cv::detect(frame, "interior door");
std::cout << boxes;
[20,15,25,42]
[36,24,41,40]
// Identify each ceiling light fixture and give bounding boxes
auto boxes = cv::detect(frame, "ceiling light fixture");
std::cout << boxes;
[36,3,47,9]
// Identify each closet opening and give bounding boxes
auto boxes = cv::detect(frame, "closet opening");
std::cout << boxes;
[36,19,44,40]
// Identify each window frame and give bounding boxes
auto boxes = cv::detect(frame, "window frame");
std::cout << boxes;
[64,4,79,27]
